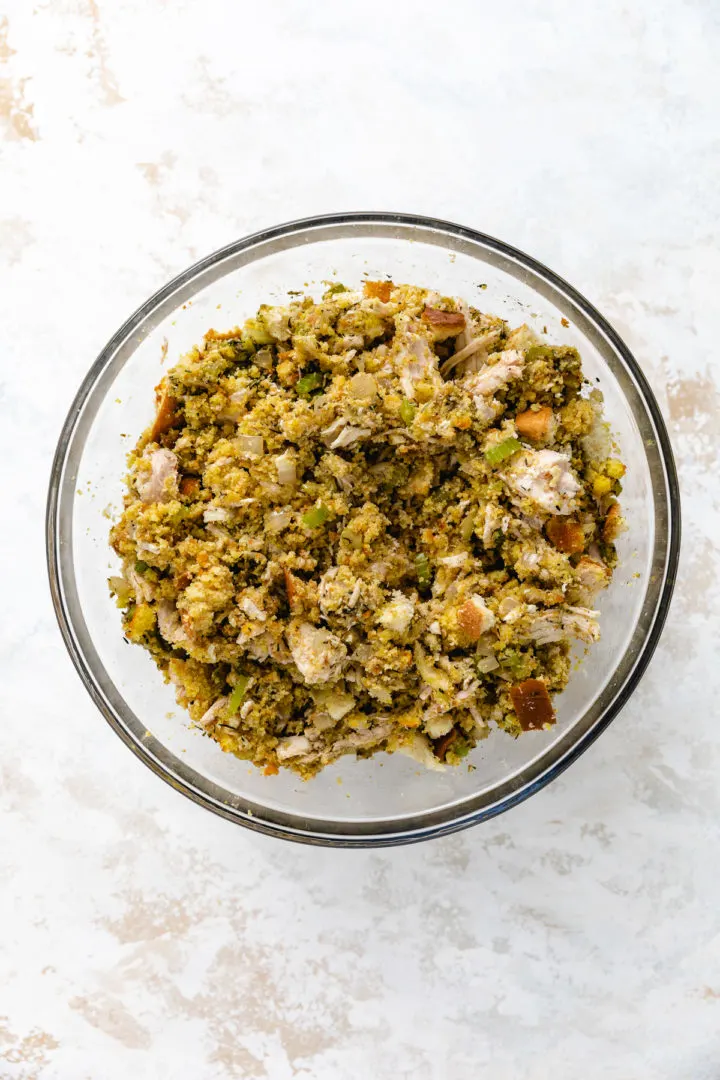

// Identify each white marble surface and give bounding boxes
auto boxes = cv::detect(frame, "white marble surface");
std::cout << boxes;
[1,1,718,1076]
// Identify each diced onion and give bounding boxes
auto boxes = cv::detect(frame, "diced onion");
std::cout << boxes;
[254,348,273,370]
[236,435,264,458]
[322,422,372,449]
[498,596,521,619]
[476,655,500,674]
[313,689,356,720]
[275,452,296,486]
[438,552,468,567]
[267,510,291,532]
[203,507,233,523]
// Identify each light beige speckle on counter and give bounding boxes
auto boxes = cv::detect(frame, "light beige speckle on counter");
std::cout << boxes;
[1,0,718,1077]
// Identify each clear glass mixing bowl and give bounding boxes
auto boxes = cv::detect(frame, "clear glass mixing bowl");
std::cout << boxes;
[46,213,680,846]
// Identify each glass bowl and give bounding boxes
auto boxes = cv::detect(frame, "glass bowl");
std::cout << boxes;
[46,213,680,847]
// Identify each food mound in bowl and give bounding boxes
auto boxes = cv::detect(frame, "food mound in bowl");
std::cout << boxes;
[109,281,625,778]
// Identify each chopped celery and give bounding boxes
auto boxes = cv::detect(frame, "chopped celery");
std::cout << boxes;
[227,676,250,715]
[135,560,150,574]
[485,437,521,466]
[302,503,331,528]
[460,513,475,542]
[399,399,417,425]
[296,372,324,397]
[501,648,531,679]
[415,552,431,587]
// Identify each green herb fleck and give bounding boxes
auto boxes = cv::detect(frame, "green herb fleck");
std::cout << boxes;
[135,560,150,574]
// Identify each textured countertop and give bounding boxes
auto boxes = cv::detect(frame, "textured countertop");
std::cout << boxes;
[2,1,718,1077]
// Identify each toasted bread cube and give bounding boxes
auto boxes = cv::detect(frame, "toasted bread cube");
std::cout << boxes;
[515,405,554,443]
[432,727,458,760]
[422,306,466,341]
[545,517,585,554]
[603,502,625,543]
[127,602,156,642]
[179,475,200,497]
[363,280,394,302]
[510,679,555,731]
[457,595,495,641]
[150,384,179,441]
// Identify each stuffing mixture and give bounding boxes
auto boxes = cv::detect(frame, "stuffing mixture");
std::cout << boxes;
[109,280,625,777]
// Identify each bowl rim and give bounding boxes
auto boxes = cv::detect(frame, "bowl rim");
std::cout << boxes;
[46,211,681,847]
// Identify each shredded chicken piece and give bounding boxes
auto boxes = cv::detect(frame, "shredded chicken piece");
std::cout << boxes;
[395,325,442,400]
[126,565,154,603]
[287,622,348,685]
[321,419,373,449]
[277,735,312,760]
[157,599,192,647]
[463,349,524,398]
[319,566,362,614]
[482,503,505,547]
[525,606,600,645]
[501,449,580,516]
[573,556,610,602]
[197,697,228,730]
[239,597,266,621]
[377,592,415,634]
[440,329,503,377]
[137,449,178,504]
